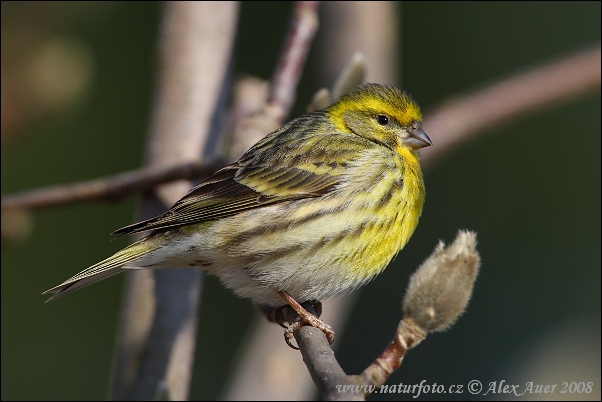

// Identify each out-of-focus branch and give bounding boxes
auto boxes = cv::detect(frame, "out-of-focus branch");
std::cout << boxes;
[317,1,400,85]
[227,1,319,159]
[0,159,223,211]
[222,2,322,400]
[421,45,601,165]
[268,1,320,122]
[290,231,480,401]
[2,45,598,214]
[109,3,239,401]
[253,5,404,394]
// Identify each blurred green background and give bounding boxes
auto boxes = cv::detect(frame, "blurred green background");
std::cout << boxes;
[2,2,599,400]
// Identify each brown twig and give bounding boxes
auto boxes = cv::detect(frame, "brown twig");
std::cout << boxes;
[2,45,598,213]
[290,231,480,401]
[0,159,223,211]
[359,319,426,390]
[222,3,323,399]
[0,4,596,401]
[228,1,320,159]
[109,3,239,401]
[292,321,364,401]
[421,45,601,165]
[267,1,320,121]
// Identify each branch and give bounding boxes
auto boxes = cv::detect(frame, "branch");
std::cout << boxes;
[2,45,598,213]
[0,159,223,211]
[293,231,481,400]
[109,3,239,400]
[225,3,400,399]
[228,0,320,159]
[421,45,601,165]
[268,1,320,121]
[221,4,323,400]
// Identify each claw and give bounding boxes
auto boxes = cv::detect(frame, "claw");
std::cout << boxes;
[277,291,336,348]
[284,319,302,349]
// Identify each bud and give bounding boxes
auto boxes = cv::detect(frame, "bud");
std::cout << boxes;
[403,230,480,332]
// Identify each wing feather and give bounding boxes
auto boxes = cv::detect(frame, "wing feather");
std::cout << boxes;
[112,115,367,237]
[112,163,340,237]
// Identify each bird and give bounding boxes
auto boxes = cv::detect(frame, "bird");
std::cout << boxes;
[44,83,432,344]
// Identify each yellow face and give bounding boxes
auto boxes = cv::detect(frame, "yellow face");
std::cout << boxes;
[326,83,424,153]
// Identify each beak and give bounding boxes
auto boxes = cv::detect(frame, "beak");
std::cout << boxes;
[403,126,432,150]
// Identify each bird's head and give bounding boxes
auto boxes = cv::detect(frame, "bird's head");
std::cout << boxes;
[326,83,432,156]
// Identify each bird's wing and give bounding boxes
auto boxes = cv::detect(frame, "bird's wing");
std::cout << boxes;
[112,157,342,237]
[111,114,371,237]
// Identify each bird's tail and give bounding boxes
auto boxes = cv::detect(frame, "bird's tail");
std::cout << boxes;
[43,238,159,302]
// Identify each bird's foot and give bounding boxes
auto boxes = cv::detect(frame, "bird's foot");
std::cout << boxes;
[277,291,335,349]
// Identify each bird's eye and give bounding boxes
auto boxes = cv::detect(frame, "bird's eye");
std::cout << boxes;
[377,114,389,126]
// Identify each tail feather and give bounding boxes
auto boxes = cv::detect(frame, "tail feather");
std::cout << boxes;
[43,239,158,302]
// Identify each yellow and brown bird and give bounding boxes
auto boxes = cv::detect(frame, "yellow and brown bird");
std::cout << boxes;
[44,83,432,342]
